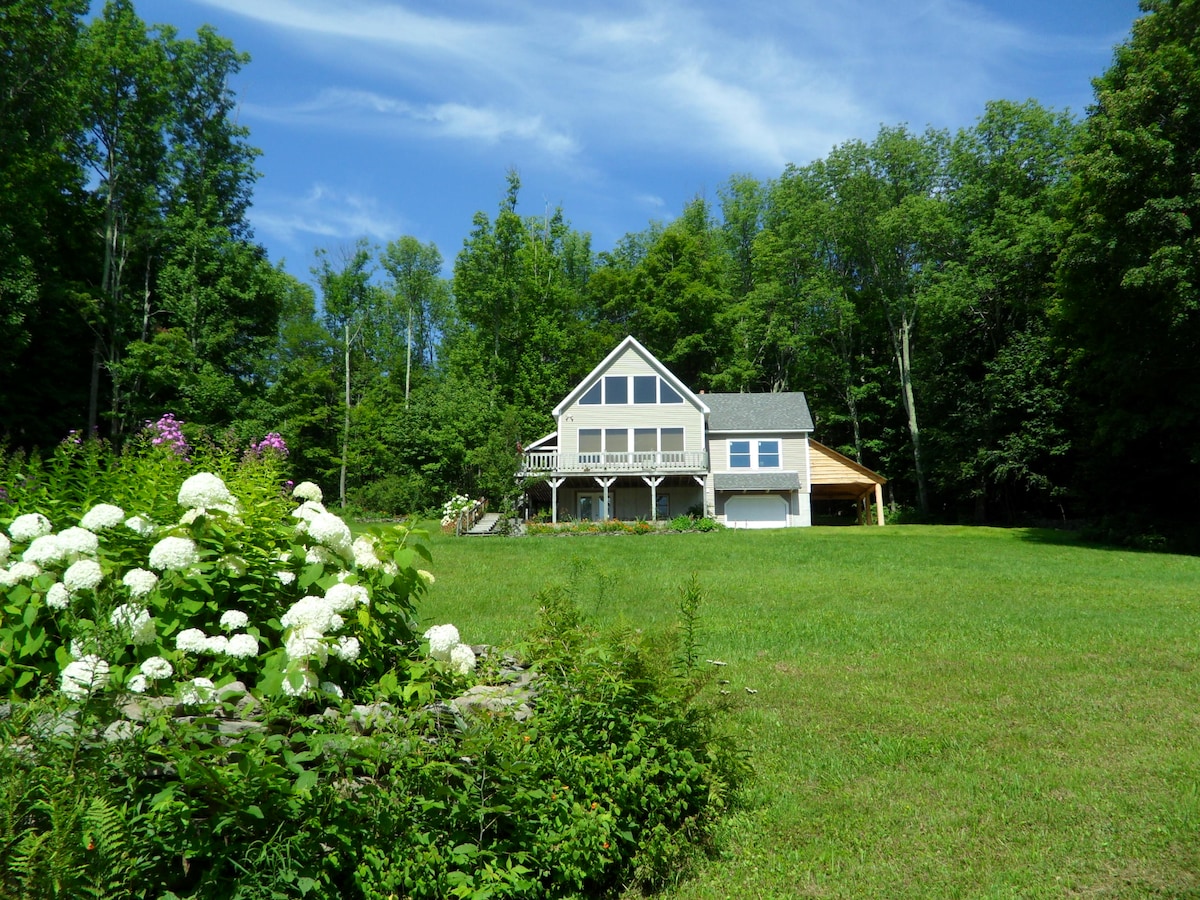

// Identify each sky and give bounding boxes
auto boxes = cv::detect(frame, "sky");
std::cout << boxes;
[124,0,1143,282]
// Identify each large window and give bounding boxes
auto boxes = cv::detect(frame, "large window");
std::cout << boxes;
[576,374,685,405]
[728,438,781,469]
[582,427,686,458]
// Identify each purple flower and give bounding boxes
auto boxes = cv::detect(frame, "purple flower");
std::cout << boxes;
[251,431,289,457]
[147,413,190,458]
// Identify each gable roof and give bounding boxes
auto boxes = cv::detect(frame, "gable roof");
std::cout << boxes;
[553,335,709,418]
[704,392,814,433]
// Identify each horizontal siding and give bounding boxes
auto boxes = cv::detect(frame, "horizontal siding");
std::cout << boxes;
[708,433,807,474]
[561,405,704,453]
[810,444,879,484]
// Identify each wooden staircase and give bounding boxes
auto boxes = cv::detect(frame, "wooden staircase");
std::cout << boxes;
[465,512,502,535]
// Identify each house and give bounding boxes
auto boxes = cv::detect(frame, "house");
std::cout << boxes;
[518,336,887,528]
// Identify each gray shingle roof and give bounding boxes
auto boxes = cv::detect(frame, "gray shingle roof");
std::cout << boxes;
[704,393,814,432]
[713,472,803,491]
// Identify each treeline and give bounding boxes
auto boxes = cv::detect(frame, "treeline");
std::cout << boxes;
[4,0,1198,540]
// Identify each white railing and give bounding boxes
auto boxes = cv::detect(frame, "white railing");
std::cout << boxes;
[520,451,708,473]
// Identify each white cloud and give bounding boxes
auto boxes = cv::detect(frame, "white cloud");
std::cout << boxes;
[252,182,404,251]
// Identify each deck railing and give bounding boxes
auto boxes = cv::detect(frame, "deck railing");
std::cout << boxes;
[520,450,708,474]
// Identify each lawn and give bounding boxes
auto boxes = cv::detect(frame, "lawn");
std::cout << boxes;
[418,524,1200,899]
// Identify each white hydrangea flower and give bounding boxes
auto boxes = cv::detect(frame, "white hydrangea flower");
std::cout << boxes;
[57,526,99,560]
[291,500,326,522]
[281,596,341,634]
[0,568,14,588]
[324,582,369,612]
[180,677,216,705]
[306,512,352,558]
[320,681,344,698]
[126,674,149,694]
[23,534,64,566]
[276,570,296,586]
[61,654,110,699]
[204,634,230,655]
[0,532,10,564]
[352,535,382,569]
[281,666,316,697]
[149,536,200,571]
[110,604,155,645]
[219,554,247,576]
[225,633,259,659]
[141,656,174,680]
[220,609,249,631]
[424,624,461,662]
[293,481,323,502]
[122,568,158,598]
[46,582,71,609]
[418,569,436,585]
[177,472,238,512]
[175,628,209,653]
[10,513,52,542]
[304,546,338,565]
[450,642,477,675]
[285,626,328,665]
[63,559,102,592]
[124,515,154,536]
[331,635,360,662]
[80,504,125,532]
[6,561,41,582]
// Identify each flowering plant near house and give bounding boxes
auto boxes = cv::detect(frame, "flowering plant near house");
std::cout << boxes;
[0,436,433,704]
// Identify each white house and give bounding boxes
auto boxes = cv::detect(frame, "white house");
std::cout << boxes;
[518,336,886,528]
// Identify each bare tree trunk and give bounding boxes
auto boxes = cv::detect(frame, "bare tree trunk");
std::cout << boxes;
[889,311,929,514]
[341,322,350,508]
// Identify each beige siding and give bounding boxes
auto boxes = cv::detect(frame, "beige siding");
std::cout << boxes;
[559,347,705,454]
[708,432,808,478]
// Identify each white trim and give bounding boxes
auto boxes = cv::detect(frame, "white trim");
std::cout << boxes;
[727,438,783,471]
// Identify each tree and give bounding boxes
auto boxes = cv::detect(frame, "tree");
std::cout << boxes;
[1057,0,1200,521]
[380,236,448,404]
[314,240,380,507]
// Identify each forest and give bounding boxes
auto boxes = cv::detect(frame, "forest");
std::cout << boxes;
[3,0,1198,544]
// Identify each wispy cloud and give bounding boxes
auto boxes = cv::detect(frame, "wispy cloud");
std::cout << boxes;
[252,183,405,257]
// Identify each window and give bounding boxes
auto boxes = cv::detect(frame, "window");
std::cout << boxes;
[656,494,670,518]
[605,428,628,453]
[634,429,657,453]
[604,375,627,405]
[579,429,601,455]
[728,438,781,469]
[661,428,684,452]
[758,440,781,468]
[577,374,686,405]
[633,375,657,404]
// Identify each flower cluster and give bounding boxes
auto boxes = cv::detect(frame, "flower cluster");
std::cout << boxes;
[250,431,289,457]
[3,462,437,707]
[148,413,190,457]
[440,494,473,528]
[423,623,477,675]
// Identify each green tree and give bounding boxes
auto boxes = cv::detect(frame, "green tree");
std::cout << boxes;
[1057,0,1200,521]
[380,236,449,405]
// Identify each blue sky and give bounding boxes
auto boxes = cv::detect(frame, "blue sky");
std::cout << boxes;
[127,0,1142,282]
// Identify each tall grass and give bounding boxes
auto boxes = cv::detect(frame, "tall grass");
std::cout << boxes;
[420,525,1200,898]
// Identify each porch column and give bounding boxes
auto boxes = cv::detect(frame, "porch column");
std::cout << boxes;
[594,476,616,520]
[642,475,665,521]
[548,477,565,524]
[874,482,885,526]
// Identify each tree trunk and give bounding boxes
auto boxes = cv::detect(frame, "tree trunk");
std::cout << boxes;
[891,311,929,514]
[341,322,350,508]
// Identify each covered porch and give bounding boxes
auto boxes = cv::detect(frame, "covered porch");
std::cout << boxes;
[521,473,706,524]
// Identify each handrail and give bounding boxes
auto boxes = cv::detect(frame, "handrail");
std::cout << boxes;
[519,450,708,474]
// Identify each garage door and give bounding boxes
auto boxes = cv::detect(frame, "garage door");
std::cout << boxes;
[724,495,789,529]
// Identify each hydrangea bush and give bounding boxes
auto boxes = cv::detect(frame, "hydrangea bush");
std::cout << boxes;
[0,438,435,705]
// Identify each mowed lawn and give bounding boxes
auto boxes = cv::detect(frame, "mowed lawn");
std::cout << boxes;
[417,524,1200,899]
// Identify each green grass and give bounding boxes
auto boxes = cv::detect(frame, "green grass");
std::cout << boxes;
[416,525,1200,899]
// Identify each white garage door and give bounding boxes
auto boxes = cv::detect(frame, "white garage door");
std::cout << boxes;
[724,495,789,529]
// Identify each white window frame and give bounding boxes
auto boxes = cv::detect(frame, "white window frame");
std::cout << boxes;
[577,375,685,406]
[727,438,782,470]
